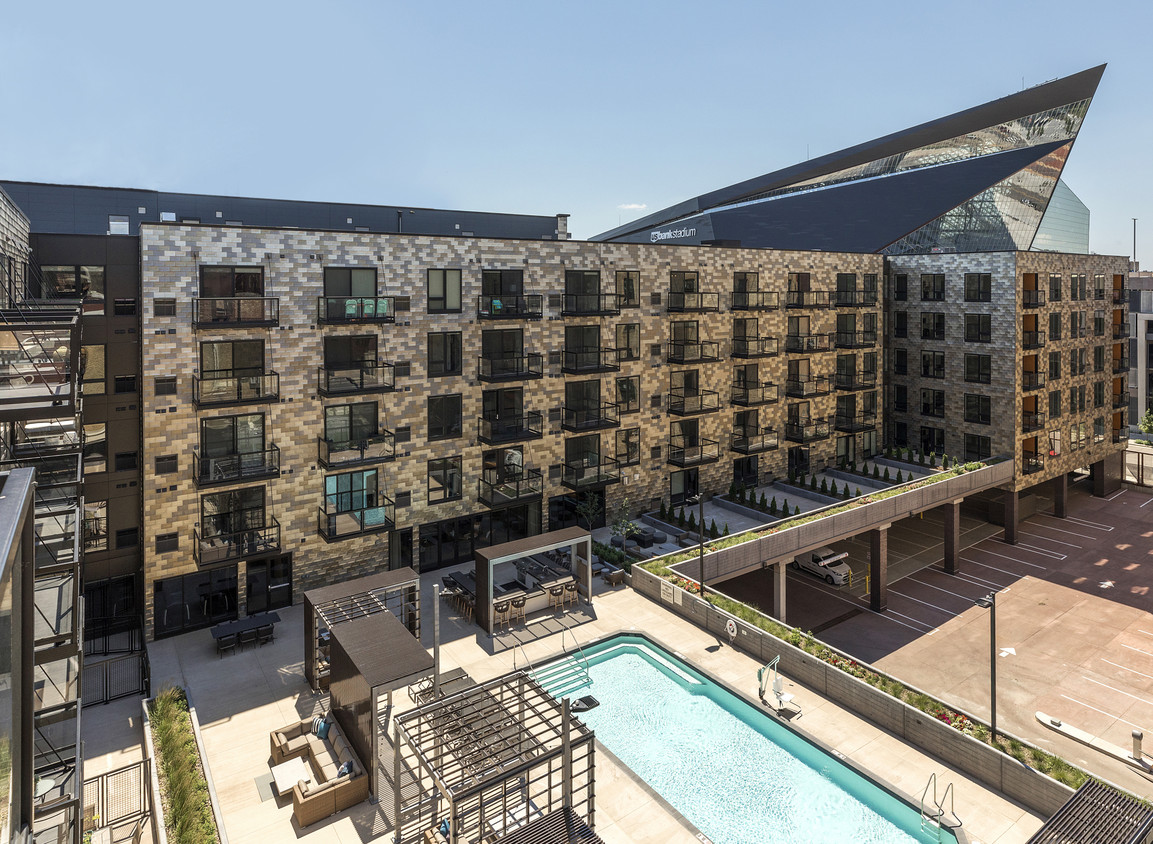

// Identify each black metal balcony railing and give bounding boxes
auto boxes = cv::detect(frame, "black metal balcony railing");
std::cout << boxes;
[1022,330,1046,349]
[834,370,877,391]
[195,517,281,567]
[1114,356,1131,374]
[562,457,620,490]
[667,389,721,415]
[1113,392,1129,409]
[192,297,279,327]
[731,291,779,311]
[1114,428,1130,443]
[561,402,619,431]
[560,293,621,316]
[193,369,279,406]
[317,296,396,324]
[833,289,878,307]
[730,428,780,454]
[1114,323,1132,339]
[834,411,877,433]
[194,445,281,486]
[317,431,396,468]
[730,337,779,358]
[666,291,721,312]
[785,332,833,353]
[318,360,395,395]
[1022,411,1045,432]
[318,497,396,541]
[1113,289,1128,304]
[476,294,544,320]
[1022,289,1046,308]
[1022,453,1045,474]
[561,348,621,373]
[785,418,831,443]
[667,436,721,466]
[834,330,878,349]
[1022,371,1046,391]
[477,353,544,382]
[478,468,544,507]
[730,381,779,406]
[785,375,833,398]
[478,412,543,444]
[785,291,829,309]
[667,340,722,363]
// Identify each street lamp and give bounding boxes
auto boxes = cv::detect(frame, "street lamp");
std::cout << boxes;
[974,592,996,738]
[688,492,706,599]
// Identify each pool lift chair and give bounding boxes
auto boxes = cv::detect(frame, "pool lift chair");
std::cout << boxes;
[759,656,799,714]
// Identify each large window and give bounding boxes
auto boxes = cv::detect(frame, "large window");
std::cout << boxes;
[201,413,265,458]
[83,423,107,473]
[153,566,237,638]
[964,394,991,425]
[1048,390,1062,419]
[616,323,640,361]
[200,266,264,297]
[1049,274,1062,302]
[920,274,945,301]
[964,273,991,302]
[893,311,907,338]
[894,348,907,375]
[428,457,463,503]
[201,486,266,542]
[428,332,463,377]
[964,314,991,343]
[616,271,640,308]
[920,389,945,418]
[428,395,462,441]
[324,267,376,296]
[616,427,640,466]
[894,384,907,412]
[428,268,462,313]
[325,468,380,514]
[964,434,991,461]
[921,351,945,379]
[82,344,105,394]
[964,354,991,384]
[616,376,640,414]
[40,264,105,312]
[200,339,264,374]
[482,269,524,296]
[893,274,908,301]
[325,402,377,445]
[920,426,944,454]
[920,313,944,340]
[1049,351,1061,380]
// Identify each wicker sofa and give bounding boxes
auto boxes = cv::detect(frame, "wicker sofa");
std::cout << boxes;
[270,716,369,827]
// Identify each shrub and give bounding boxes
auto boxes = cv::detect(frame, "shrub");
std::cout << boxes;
[759,492,768,510]
[769,496,778,515]
[809,474,818,490]
[930,453,938,468]
[677,508,686,528]
[819,478,828,494]
[872,464,880,479]
[149,687,219,844]
[728,482,736,497]
[919,451,927,466]
[787,469,796,484]
[722,522,730,536]
[883,467,891,482]
[842,483,850,500]
[794,505,801,515]
[855,487,862,498]
[895,470,903,483]
[709,518,719,539]
[687,510,697,531]
[942,455,951,469]
[782,498,790,515]
[658,499,667,520]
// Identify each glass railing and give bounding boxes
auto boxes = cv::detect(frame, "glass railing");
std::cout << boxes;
[666,291,720,312]
[667,390,721,414]
[477,353,543,381]
[785,332,833,353]
[785,419,832,442]
[476,294,543,319]
[317,498,395,541]
[195,517,281,566]
[317,431,396,468]
[318,360,394,395]
[194,445,280,486]
[730,337,778,358]
[785,291,828,308]
[833,289,878,307]
[667,437,721,466]
[1022,289,1046,308]
[1022,412,1045,432]
[317,296,396,323]
[834,330,877,348]
[1022,453,1045,474]
[1114,323,1131,339]
[1114,428,1130,443]
[192,296,279,327]
[834,371,877,391]
[561,403,619,431]
[667,340,721,363]
[834,412,876,433]
[729,428,779,454]
[730,382,778,405]
[1113,392,1129,409]
[193,369,279,406]
[478,468,543,507]
[1114,357,1131,373]
[731,290,779,310]
[561,458,620,489]
[1022,330,1046,348]
[561,348,621,372]
[1022,371,1046,391]
[785,376,833,398]
[560,293,621,316]
[478,412,543,443]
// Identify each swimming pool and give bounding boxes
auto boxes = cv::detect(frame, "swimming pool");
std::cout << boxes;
[533,635,956,844]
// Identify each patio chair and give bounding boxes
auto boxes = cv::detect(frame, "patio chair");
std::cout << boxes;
[238,628,258,650]
[216,633,237,658]
[256,624,275,646]
[548,586,564,614]
[493,600,511,633]
[509,596,526,626]
[563,582,578,608]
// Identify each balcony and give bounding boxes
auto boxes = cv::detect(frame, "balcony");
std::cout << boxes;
[1022,330,1046,349]
[193,445,281,487]
[730,337,779,358]
[193,369,279,407]
[834,330,877,349]
[1114,356,1131,374]
[317,431,396,468]
[833,289,878,307]
[667,436,721,467]
[730,381,779,406]
[785,418,831,443]
[1022,371,1046,391]
[834,411,877,433]
[561,457,620,490]
[1113,392,1129,409]
[785,375,832,398]
[478,468,543,508]
[478,412,543,445]
[785,291,829,309]
[1022,411,1045,432]
[561,348,620,373]
[730,428,779,454]
[561,403,619,432]
[667,340,722,363]
[476,294,543,320]
[1113,289,1128,305]
[731,291,779,311]
[785,332,833,353]
[317,296,396,324]
[1022,453,1045,474]
[477,353,544,382]
[666,291,720,313]
[192,297,279,328]
[318,498,395,542]
[1114,428,1130,444]
[561,293,621,316]
[1114,323,1131,339]
[318,360,394,396]
[667,389,721,415]
[835,371,877,391]
[1022,289,1046,308]
[195,517,281,567]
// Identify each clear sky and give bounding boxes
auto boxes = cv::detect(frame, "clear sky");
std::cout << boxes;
[4,0,1151,258]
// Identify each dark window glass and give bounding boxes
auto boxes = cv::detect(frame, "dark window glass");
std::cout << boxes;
[616,271,640,308]
[428,395,463,441]
[616,376,640,414]
[921,351,945,379]
[920,274,945,301]
[920,426,944,454]
[156,533,179,554]
[114,375,137,394]
[114,452,138,472]
[200,266,264,297]
[920,389,945,417]
[893,274,907,301]
[155,454,177,474]
[114,298,137,316]
[1049,351,1061,380]
[616,427,640,466]
[323,267,376,297]
[1049,390,1061,418]
[964,434,991,461]
[428,457,463,503]
[964,394,991,425]
[920,313,944,340]
[155,377,177,396]
[964,314,991,343]
[1048,312,1062,340]
[115,527,139,549]
[324,402,377,445]
[616,323,640,360]
[964,354,991,383]
[964,273,991,302]
[894,348,907,375]
[428,332,463,377]
[894,384,907,412]
[155,299,176,316]
[893,311,907,338]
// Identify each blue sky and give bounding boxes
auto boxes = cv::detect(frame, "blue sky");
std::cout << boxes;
[4,0,1151,258]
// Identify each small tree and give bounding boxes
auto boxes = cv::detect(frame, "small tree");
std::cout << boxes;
[855,487,862,497]
[819,477,829,495]
[658,499,668,521]
[769,496,778,515]
[677,507,686,528]
[787,468,796,484]
[809,474,818,491]
[610,495,642,545]
[929,453,938,468]
[842,484,850,500]
[728,482,736,497]
[574,492,604,531]
[782,498,790,515]
[942,455,951,470]
[872,464,880,479]
[919,450,927,466]
[709,518,719,539]
[758,491,768,510]
[687,510,697,532]
[794,505,801,515]
[883,467,891,482]
[722,522,730,536]
[1139,408,1153,435]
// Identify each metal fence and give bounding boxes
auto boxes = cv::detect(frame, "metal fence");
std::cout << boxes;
[84,618,144,657]
[83,652,149,707]
[1124,449,1153,486]
[83,760,151,838]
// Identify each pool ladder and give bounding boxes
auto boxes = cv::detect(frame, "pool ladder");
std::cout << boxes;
[919,774,961,841]
[528,625,591,698]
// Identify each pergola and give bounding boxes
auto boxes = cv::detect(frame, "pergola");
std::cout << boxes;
[1026,780,1153,844]
[392,671,597,844]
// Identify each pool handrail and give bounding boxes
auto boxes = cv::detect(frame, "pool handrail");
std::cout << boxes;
[560,622,591,686]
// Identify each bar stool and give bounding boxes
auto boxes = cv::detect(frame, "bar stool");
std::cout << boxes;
[509,596,527,627]
[563,581,578,608]
[462,594,475,623]
[493,600,511,633]
[548,586,565,614]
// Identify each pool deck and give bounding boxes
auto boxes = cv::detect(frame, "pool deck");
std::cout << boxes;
[143,566,1044,844]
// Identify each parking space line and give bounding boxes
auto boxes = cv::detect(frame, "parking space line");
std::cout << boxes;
[1140,630,1153,639]
[1122,643,1153,659]
[1017,530,1081,549]
[880,608,936,634]
[1102,659,1153,682]
[1064,515,1115,532]
[1140,497,1153,508]
[959,556,1031,580]
[967,547,1047,570]
[1015,542,1066,560]
[1106,488,1127,502]
[906,576,984,603]
[1082,675,1153,709]
[954,570,1009,590]
[1023,517,1096,539]
[1059,694,1143,730]
[887,588,958,618]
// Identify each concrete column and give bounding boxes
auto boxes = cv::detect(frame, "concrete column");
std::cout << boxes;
[773,560,786,625]
[869,526,888,612]
[1093,452,1123,497]
[1053,472,1069,518]
[942,500,961,575]
[1003,489,1019,545]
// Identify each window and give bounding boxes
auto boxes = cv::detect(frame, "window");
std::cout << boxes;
[324,468,383,520]
[1094,381,1105,408]
[616,428,641,466]
[920,274,945,301]
[40,265,105,312]
[82,344,105,394]
[200,266,264,297]
[324,267,376,296]
[1049,351,1061,380]
[894,348,907,375]
[156,533,179,554]
[616,376,640,414]
[201,413,265,462]
[964,354,991,384]
[428,268,462,313]
[964,314,991,343]
[964,273,991,302]
[427,332,463,377]
[153,566,238,638]
[616,271,640,308]
[1049,430,1062,457]
[428,395,462,440]
[894,311,907,338]
[893,274,908,301]
[1049,274,1062,302]
[1094,345,1105,373]
[616,323,640,360]
[920,389,945,417]
[115,527,138,549]
[1048,312,1061,341]
[920,313,944,340]
[964,434,991,461]
[1070,384,1086,413]
[155,376,177,396]
[200,339,264,378]
[964,394,991,425]
[1071,348,1087,376]
[894,384,908,412]
[428,457,463,503]
[893,421,908,447]
[114,451,138,472]
[920,426,944,454]
[155,454,177,474]
[114,375,137,394]
[154,298,176,316]
[1094,417,1106,443]
[108,215,130,235]
[921,351,945,379]
[324,402,377,445]
[84,423,107,473]
[1048,390,1062,419]
[114,298,137,316]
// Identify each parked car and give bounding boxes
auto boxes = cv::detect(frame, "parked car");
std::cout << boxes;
[791,546,850,585]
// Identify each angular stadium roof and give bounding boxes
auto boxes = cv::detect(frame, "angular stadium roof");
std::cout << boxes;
[593,65,1105,254]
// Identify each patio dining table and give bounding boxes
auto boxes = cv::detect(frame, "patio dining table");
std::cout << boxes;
[210,610,281,640]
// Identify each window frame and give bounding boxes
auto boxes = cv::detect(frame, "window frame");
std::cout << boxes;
[427,456,463,504]
[427,268,463,314]
[427,331,463,377]
[427,394,463,441]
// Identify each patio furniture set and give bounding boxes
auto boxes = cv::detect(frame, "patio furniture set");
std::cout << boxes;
[269,713,369,827]
[210,610,280,657]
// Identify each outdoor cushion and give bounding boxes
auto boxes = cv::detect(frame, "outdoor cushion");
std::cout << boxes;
[284,734,310,757]
[316,720,331,740]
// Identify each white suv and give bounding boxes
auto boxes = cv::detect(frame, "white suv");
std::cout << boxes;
[791,547,851,585]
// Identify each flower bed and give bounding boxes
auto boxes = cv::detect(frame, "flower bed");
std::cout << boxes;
[148,686,220,844]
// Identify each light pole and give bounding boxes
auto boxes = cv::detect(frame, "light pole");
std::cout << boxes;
[974,592,996,737]
[689,492,706,599]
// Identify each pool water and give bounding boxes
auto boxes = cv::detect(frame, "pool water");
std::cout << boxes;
[534,636,955,844]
